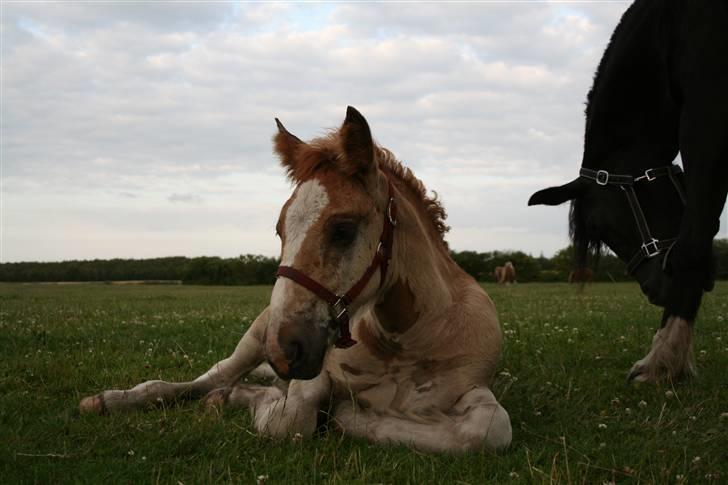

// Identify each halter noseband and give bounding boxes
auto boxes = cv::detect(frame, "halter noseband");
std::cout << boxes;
[579,164,686,275]
[276,182,398,349]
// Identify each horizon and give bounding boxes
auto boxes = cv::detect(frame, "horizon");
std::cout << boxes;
[3,2,727,263]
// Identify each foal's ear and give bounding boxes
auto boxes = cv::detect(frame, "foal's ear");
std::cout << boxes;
[273,118,303,174]
[340,106,375,177]
[528,178,583,206]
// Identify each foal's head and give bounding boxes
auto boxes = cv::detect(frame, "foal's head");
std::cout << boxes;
[265,107,392,380]
[528,173,684,306]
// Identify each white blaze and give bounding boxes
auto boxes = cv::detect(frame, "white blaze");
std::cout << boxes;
[280,179,329,265]
[271,179,330,315]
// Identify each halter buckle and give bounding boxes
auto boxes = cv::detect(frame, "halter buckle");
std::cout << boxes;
[642,239,661,258]
[643,168,657,182]
[332,296,349,322]
[596,170,609,186]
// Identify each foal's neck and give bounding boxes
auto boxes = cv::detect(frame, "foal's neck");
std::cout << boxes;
[374,181,459,332]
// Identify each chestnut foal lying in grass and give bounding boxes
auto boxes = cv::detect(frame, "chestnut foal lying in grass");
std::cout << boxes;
[81,107,511,453]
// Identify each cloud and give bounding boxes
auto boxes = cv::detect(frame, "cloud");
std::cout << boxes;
[2,2,644,262]
[168,192,203,204]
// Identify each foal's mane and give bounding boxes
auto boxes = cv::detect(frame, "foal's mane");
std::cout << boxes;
[287,132,450,246]
[375,146,450,245]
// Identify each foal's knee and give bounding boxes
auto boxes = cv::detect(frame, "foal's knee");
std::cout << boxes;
[482,403,512,450]
[455,402,511,451]
[455,388,512,451]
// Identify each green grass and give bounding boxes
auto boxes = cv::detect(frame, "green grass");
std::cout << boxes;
[1,282,726,484]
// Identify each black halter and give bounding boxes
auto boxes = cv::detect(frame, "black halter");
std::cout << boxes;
[579,164,686,275]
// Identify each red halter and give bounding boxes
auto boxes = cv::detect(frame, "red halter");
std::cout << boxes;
[276,182,397,348]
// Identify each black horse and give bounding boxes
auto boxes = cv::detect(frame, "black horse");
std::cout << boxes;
[529,0,727,382]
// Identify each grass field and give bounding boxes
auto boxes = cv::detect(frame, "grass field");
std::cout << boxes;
[1,282,726,484]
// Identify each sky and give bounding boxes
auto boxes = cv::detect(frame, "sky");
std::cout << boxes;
[5,0,710,263]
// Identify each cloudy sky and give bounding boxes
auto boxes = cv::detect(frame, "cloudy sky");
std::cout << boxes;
[3,1,680,263]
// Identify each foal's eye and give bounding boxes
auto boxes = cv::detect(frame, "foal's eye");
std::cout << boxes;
[330,221,358,246]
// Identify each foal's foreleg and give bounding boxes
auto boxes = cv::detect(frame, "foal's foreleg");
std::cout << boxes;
[79,307,270,414]
[334,387,512,452]
[206,371,331,439]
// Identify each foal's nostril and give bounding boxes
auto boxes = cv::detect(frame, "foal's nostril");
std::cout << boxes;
[286,339,303,367]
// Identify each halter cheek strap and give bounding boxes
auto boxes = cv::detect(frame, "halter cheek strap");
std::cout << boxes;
[579,164,686,274]
[276,181,397,348]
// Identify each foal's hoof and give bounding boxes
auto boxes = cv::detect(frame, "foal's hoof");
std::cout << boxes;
[202,388,231,415]
[626,364,650,383]
[79,394,106,414]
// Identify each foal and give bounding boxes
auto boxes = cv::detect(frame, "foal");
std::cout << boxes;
[80,107,512,453]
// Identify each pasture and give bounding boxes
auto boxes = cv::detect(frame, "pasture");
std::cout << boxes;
[1,282,726,484]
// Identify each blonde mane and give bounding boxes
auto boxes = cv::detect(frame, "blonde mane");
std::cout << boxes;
[375,146,450,244]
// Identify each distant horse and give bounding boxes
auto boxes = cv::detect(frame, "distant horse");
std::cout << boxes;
[568,268,593,284]
[80,107,511,452]
[494,261,516,285]
[529,1,728,382]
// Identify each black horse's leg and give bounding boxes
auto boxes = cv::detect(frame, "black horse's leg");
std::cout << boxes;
[628,6,728,382]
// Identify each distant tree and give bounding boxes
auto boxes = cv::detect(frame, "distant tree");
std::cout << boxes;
[0,242,724,284]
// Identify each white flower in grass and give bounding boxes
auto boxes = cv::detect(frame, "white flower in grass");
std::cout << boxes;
[676,474,685,481]
[598,423,607,430]
[625,407,632,415]
[665,390,674,399]
[638,400,647,408]
[509,471,520,479]
[256,475,269,484]
[291,432,303,444]
[127,450,135,456]
[692,456,701,464]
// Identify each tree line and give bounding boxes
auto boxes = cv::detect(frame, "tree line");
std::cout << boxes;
[1,240,726,285]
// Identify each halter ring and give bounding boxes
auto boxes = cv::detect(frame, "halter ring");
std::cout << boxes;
[387,197,397,226]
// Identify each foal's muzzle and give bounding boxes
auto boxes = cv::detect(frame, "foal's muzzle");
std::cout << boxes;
[266,321,329,380]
